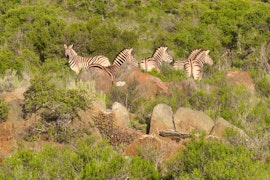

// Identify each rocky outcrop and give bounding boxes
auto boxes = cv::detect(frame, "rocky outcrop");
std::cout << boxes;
[174,107,215,135]
[149,104,174,136]
[115,62,170,99]
[226,70,256,95]
[78,68,113,93]
[123,135,183,166]
[210,118,249,142]
[112,102,131,128]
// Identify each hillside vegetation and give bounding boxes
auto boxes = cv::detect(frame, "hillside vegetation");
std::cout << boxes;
[0,0,270,179]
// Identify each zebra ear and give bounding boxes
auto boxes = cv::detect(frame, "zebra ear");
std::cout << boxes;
[64,44,67,49]
[69,44,74,49]
[206,50,210,54]
[163,47,168,51]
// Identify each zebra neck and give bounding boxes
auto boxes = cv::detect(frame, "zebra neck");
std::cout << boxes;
[68,55,78,65]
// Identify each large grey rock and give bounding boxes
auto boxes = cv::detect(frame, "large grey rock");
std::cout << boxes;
[149,104,175,136]
[112,102,131,128]
[210,117,249,142]
[174,107,214,135]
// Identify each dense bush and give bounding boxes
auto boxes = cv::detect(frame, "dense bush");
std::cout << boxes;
[0,99,9,122]
[165,137,270,179]
[23,75,88,121]
[0,50,23,75]
[0,138,160,179]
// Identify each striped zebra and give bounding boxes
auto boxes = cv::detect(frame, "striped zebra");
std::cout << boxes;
[172,59,186,70]
[175,49,213,80]
[139,46,173,72]
[87,48,136,81]
[64,44,111,74]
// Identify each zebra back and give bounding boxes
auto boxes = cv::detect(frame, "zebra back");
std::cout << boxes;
[88,48,135,81]
[87,64,114,82]
[64,44,111,74]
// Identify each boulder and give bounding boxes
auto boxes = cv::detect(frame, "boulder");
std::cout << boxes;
[88,101,142,146]
[112,102,131,128]
[174,107,214,135]
[115,62,170,99]
[226,70,256,95]
[149,104,175,136]
[78,68,112,93]
[210,118,249,142]
[123,135,183,166]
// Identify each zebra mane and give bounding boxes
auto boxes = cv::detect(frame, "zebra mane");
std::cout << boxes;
[113,48,133,66]
[188,49,213,65]
[187,49,204,60]
[152,46,168,59]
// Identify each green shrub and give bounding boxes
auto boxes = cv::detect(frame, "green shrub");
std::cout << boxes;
[1,5,66,62]
[0,145,81,179]
[0,138,160,179]
[0,99,9,122]
[247,99,270,126]
[0,49,23,75]
[166,137,270,179]
[255,75,270,98]
[149,63,186,82]
[128,156,160,180]
[23,75,88,121]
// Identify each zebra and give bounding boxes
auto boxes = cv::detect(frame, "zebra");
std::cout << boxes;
[172,59,187,70]
[175,49,213,80]
[139,46,173,72]
[87,48,136,81]
[64,44,111,74]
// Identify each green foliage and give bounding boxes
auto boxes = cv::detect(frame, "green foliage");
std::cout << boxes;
[247,99,270,126]
[0,138,159,179]
[23,75,88,122]
[129,156,160,180]
[166,137,270,179]
[0,99,9,122]
[0,5,66,62]
[149,63,186,82]
[0,145,81,179]
[0,49,23,75]
[87,23,139,61]
[255,75,270,98]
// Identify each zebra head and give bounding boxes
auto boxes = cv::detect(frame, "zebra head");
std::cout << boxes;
[64,44,77,60]
[152,46,174,64]
[204,50,214,66]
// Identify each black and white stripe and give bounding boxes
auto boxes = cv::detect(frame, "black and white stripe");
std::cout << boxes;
[178,49,213,80]
[139,46,173,72]
[87,48,136,81]
[64,44,111,74]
